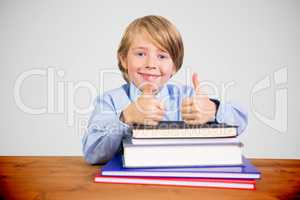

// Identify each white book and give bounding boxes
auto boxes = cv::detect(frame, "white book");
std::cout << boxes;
[122,138,243,168]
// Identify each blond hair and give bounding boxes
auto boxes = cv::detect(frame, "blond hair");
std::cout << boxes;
[117,15,184,82]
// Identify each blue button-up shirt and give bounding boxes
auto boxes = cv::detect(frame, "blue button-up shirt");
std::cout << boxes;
[82,82,248,164]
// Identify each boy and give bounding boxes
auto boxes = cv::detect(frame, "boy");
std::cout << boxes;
[82,15,247,164]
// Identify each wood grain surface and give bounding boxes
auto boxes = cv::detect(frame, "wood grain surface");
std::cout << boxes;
[0,157,299,200]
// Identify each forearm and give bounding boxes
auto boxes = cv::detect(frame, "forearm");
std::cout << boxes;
[215,101,248,134]
[82,117,130,164]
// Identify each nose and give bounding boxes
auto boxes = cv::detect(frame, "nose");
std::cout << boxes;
[145,55,157,70]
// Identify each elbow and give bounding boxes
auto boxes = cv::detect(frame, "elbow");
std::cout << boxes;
[81,130,108,165]
[83,149,108,165]
[81,124,124,165]
[82,139,113,165]
[82,141,103,165]
[83,154,102,165]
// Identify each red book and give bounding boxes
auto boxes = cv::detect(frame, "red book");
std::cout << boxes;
[94,174,256,190]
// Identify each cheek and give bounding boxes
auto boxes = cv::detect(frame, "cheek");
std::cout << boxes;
[126,60,139,75]
[127,57,143,71]
[161,64,175,77]
[127,68,138,80]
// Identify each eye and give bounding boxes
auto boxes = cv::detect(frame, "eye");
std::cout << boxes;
[158,53,169,60]
[135,52,146,57]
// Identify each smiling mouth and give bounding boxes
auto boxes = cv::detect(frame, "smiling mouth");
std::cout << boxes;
[138,72,161,81]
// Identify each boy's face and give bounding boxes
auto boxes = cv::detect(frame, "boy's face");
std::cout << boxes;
[121,34,176,92]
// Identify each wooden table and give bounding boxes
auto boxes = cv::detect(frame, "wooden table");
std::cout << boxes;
[0,157,299,200]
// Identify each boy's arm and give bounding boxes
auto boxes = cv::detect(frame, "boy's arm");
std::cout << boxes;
[82,95,130,165]
[214,101,248,134]
[187,87,248,134]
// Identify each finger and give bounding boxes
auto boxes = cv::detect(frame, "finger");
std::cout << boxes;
[181,105,193,114]
[182,113,196,120]
[138,99,159,111]
[147,100,165,111]
[152,108,165,117]
[184,119,207,125]
[143,119,159,126]
[184,120,199,125]
[184,117,210,125]
[193,99,215,114]
[181,97,193,107]
[142,83,156,96]
[158,100,165,110]
[141,104,165,115]
[192,73,201,96]
[147,114,164,122]
[156,101,165,111]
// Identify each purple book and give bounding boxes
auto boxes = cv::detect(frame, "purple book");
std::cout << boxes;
[101,154,261,179]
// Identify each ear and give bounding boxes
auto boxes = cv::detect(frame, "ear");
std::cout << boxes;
[172,64,177,75]
[119,54,127,70]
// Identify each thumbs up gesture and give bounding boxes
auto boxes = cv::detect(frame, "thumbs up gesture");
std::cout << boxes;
[181,73,217,124]
[121,83,165,126]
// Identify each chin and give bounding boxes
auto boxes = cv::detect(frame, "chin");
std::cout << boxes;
[134,80,157,89]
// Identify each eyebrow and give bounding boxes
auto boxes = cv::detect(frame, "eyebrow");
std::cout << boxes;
[131,46,148,51]
[131,46,168,53]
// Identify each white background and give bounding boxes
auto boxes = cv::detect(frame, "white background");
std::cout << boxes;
[0,0,299,158]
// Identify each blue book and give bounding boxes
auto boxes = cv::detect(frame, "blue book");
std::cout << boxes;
[101,154,261,179]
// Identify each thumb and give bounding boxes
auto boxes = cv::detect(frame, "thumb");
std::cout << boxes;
[142,83,155,96]
[192,73,201,95]
[158,100,165,110]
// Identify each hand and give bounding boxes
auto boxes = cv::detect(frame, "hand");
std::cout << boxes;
[122,84,165,126]
[181,73,216,124]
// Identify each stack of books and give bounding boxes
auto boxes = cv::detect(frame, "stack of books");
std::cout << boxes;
[95,121,261,190]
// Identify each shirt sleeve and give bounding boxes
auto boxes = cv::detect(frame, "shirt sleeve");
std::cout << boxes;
[215,101,248,135]
[82,94,131,164]
[186,86,248,135]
